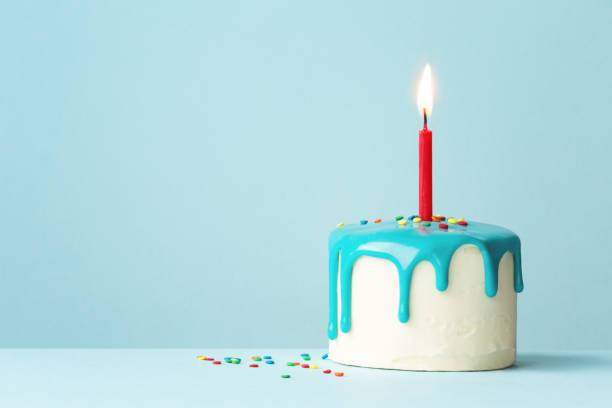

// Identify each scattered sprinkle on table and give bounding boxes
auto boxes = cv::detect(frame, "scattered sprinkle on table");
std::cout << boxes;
[457,217,464,221]
[322,353,328,359]
[409,215,417,220]
[439,223,448,229]
[204,357,214,361]
[263,356,272,359]
[413,217,421,223]
[374,219,382,223]
[395,215,404,221]
[287,362,295,366]
[252,356,262,361]
[249,364,258,368]
[360,220,368,225]
[423,222,431,226]
[398,219,407,226]
[196,356,205,360]
[310,364,318,369]
[303,356,311,361]
[436,214,446,221]
[213,361,221,365]
[265,360,274,364]
[336,222,344,228]
[301,364,310,368]
[458,221,468,226]
[431,216,439,222]
[300,353,309,357]
[334,372,344,377]
[448,217,457,224]
[323,369,331,374]
[281,374,290,379]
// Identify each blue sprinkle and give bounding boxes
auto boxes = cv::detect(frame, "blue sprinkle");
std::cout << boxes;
[263,356,272,359]
[360,220,368,225]
[322,353,328,360]
[408,215,417,220]
[300,353,310,357]
[265,360,275,364]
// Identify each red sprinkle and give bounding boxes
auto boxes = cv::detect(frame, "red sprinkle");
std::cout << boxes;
[204,357,214,361]
[301,364,310,368]
[249,364,258,367]
[438,216,446,221]
[213,361,221,365]
[334,372,344,377]
[323,369,331,374]
[439,223,448,229]
[458,221,468,226]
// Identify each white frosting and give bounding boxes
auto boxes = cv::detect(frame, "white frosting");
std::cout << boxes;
[329,244,517,371]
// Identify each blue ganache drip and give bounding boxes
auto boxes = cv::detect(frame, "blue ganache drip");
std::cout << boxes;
[327,220,523,340]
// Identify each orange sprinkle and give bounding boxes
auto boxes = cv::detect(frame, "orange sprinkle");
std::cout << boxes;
[334,372,344,377]
[431,216,439,222]
[374,219,382,223]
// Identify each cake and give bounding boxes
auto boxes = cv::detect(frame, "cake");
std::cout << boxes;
[327,216,523,371]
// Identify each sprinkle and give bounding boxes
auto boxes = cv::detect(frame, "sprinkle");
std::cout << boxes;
[213,361,221,365]
[323,369,332,374]
[252,356,262,361]
[310,364,319,369]
[249,364,258,367]
[423,222,431,226]
[230,358,241,364]
[436,214,446,221]
[398,219,407,226]
[303,356,311,361]
[301,364,310,368]
[287,362,295,366]
[300,353,310,357]
[395,215,404,221]
[408,215,417,220]
[413,217,421,223]
[265,360,275,365]
[439,223,448,229]
[458,221,468,226]
[263,356,272,359]
[374,219,382,223]
[336,222,344,228]
[448,218,457,224]
[458,217,464,222]
[281,374,291,379]
[360,220,368,225]
[294,362,300,365]
[204,357,214,361]
[196,356,206,360]
[431,216,440,222]
[322,353,328,360]
[334,372,344,377]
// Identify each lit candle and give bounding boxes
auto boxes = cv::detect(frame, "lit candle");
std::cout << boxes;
[417,64,434,221]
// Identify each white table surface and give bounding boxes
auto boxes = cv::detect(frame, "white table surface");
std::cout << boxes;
[1,349,610,407]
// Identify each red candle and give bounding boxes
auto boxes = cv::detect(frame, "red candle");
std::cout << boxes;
[419,114,432,221]
[417,64,434,221]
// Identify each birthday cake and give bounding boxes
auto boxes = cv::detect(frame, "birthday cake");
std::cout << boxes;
[327,216,523,371]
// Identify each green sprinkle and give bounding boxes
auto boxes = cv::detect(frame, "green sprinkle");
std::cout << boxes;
[286,362,295,366]
[253,357,262,361]
[423,222,431,226]
[395,215,404,221]
[303,356,311,361]
[281,374,291,379]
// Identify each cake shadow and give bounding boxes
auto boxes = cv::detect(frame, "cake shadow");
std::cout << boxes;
[512,352,612,372]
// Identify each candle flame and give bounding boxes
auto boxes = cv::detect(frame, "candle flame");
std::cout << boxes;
[417,64,434,117]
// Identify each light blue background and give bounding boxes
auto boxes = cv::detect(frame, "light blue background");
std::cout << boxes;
[1,0,611,349]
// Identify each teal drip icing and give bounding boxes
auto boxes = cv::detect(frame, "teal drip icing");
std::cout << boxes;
[327,221,523,340]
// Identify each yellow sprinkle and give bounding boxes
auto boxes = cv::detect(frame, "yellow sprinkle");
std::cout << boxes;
[448,218,457,224]
[458,217,464,222]
[196,356,206,360]
[310,364,319,369]
[398,219,407,225]
[336,222,344,228]
[413,217,421,223]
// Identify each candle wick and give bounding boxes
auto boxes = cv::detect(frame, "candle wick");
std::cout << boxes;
[423,108,428,130]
